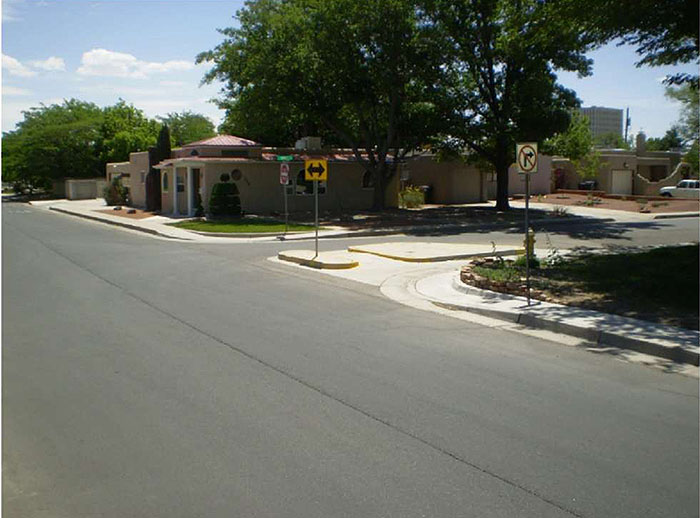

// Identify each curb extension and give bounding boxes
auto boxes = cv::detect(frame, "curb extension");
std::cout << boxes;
[49,207,189,241]
[348,246,523,263]
[280,216,617,241]
[651,212,699,220]
[277,251,359,270]
[430,299,699,366]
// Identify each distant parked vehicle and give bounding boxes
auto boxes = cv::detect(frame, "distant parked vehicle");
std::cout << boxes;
[659,179,700,198]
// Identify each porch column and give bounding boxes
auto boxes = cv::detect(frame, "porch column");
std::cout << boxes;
[172,167,179,216]
[187,166,194,216]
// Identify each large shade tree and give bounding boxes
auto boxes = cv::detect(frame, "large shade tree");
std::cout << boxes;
[424,0,595,210]
[197,0,446,209]
[2,99,104,191]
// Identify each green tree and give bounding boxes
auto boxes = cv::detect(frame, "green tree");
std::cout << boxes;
[425,0,595,210]
[646,126,685,151]
[562,0,699,85]
[541,111,593,160]
[666,84,700,174]
[2,99,104,192]
[594,132,630,149]
[198,0,445,209]
[99,99,159,164]
[157,111,215,146]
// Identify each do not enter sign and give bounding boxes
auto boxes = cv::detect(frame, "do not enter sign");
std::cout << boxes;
[516,142,538,173]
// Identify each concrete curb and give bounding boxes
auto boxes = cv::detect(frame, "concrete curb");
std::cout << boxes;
[347,246,524,263]
[279,215,616,241]
[438,277,699,366]
[277,251,359,269]
[49,207,189,241]
[651,212,699,220]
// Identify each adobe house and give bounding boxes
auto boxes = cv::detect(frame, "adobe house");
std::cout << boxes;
[106,135,493,216]
[551,132,691,196]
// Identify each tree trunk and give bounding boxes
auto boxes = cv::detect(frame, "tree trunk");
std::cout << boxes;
[495,141,510,211]
[371,167,386,211]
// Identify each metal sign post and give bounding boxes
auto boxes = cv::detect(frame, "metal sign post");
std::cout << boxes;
[314,180,319,257]
[525,173,531,306]
[304,159,327,259]
[280,163,290,235]
[516,142,538,306]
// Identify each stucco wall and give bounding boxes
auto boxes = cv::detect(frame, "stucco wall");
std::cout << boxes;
[160,160,378,215]
[405,157,484,204]
[105,152,149,208]
[66,178,107,200]
[508,155,552,196]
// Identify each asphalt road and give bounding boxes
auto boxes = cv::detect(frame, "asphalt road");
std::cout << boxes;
[3,203,699,518]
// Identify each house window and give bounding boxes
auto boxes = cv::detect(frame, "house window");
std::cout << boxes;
[140,172,145,184]
[162,172,169,192]
[295,170,326,196]
[361,171,374,189]
[177,174,185,192]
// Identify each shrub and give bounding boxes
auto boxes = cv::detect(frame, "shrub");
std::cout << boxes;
[515,254,540,269]
[208,181,241,217]
[399,185,424,208]
[103,177,129,206]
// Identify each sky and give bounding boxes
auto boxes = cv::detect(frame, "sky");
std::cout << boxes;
[2,0,697,139]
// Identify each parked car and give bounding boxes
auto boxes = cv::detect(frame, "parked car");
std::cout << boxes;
[659,179,700,198]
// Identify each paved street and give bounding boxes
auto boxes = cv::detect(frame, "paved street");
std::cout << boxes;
[3,202,699,518]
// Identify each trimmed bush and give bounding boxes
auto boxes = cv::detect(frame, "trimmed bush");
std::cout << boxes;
[208,181,241,217]
[103,177,129,206]
[399,185,424,208]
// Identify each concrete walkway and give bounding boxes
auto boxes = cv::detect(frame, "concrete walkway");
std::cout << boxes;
[30,197,698,245]
[270,242,699,368]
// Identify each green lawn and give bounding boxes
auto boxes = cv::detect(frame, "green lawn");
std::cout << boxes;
[171,218,317,233]
[473,245,699,329]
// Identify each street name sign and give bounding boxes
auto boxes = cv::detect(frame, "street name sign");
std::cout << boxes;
[516,142,538,173]
[277,155,294,161]
[280,163,290,185]
[304,159,328,181]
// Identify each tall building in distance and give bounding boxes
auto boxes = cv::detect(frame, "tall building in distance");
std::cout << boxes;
[579,106,624,139]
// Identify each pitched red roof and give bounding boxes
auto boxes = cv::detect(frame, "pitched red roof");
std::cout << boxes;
[182,135,261,147]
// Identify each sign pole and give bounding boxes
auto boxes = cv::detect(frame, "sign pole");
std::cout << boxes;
[284,185,288,235]
[314,180,319,258]
[525,173,531,306]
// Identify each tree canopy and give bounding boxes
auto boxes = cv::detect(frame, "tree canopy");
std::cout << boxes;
[158,111,216,146]
[2,99,104,191]
[2,99,164,192]
[562,0,699,85]
[541,111,593,160]
[198,0,445,209]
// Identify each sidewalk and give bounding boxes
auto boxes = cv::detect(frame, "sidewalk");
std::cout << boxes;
[509,199,699,221]
[271,241,699,368]
[29,198,630,244]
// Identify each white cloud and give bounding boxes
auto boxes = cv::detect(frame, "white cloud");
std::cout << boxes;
[2,54,37,77]
[2,86,32,96]
[77,48,193,79]
[29,56,66,71]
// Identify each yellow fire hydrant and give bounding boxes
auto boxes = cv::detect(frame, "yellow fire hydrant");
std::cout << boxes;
[524,228,536,257]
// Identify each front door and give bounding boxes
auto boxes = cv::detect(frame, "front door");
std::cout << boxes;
[192,168,201,214]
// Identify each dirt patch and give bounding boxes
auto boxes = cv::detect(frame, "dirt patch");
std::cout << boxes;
[535,193,698,214]
[96,208,157,220]
[461,246,699,330]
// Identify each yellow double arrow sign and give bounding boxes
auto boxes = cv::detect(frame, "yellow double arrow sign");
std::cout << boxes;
[304,159,328,181]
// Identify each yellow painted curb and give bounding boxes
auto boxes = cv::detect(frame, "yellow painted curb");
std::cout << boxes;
[277,251,359,270]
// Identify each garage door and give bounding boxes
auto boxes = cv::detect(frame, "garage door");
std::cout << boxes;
[610,169,633,195]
